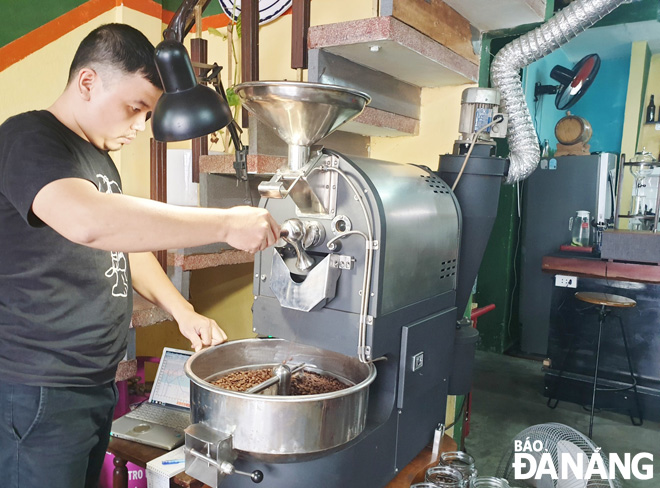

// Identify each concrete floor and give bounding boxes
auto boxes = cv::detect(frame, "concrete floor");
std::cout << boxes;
[463,351,658,487]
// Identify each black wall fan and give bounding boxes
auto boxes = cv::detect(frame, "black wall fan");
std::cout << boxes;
[534,53,601,110]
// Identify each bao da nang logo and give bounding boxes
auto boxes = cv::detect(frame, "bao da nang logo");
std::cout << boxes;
[512,438,653,481]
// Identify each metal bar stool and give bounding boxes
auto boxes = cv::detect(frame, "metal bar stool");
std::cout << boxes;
[574,291,643,438]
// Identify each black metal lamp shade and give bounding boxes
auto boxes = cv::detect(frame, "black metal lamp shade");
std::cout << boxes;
[151,39,233,142]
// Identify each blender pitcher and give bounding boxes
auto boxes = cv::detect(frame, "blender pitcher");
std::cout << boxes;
[569,210,590,246]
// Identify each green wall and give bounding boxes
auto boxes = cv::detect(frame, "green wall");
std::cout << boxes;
[472,33,522,354]
[0,0,232,49]
[0,0,88,47]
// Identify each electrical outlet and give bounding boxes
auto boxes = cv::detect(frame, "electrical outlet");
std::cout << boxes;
[555,274,577,288]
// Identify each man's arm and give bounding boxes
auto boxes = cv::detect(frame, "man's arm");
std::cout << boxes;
[129,251,227,351]
[32,178,279,253]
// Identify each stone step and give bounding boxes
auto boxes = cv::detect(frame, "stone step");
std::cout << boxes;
[131,293,172,328]
[199,153,285,174]
[168,248,254,271]
[167,247,255,300]
[116,359,137,383]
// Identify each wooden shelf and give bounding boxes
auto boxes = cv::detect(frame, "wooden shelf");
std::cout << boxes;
[308,16,478,89]
[382,0,479,63]
[542,254,660,284]
[307,15,477,137]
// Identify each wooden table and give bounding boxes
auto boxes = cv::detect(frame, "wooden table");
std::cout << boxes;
[542,253,660,284]
[107,434,457,488]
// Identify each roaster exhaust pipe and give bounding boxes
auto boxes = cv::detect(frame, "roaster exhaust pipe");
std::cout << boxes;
[440,0,628,318]
[492,0,628,184]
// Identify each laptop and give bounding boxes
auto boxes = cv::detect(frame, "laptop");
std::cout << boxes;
[111,347,193,450]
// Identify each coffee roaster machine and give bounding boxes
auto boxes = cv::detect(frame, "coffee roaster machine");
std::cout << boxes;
[183,82,509,487]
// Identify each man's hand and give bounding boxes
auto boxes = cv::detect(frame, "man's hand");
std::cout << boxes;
[222,206,280,253]
[175,308,228,352]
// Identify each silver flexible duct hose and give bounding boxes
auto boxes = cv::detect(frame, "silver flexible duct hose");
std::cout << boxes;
[491,0,627,184]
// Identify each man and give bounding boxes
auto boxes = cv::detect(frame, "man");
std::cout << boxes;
[0,23,279,487]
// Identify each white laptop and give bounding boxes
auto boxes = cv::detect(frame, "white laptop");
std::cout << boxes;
[111,347,193,450]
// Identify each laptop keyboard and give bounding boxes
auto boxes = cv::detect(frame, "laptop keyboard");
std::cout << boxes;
[127,403,190,430]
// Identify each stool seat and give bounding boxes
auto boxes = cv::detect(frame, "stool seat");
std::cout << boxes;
[575,292,636,308]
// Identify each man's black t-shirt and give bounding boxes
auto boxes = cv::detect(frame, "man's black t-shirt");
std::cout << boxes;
[0,110,132,387]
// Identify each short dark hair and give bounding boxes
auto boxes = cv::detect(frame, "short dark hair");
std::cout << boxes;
[68,23,162,89]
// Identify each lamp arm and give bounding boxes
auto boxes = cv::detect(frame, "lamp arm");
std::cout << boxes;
[201,65,244,154]
[214,78,249,181]
[164,0,213,41]
[200,64,248,181]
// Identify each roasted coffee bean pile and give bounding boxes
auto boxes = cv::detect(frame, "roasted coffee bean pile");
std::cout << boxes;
[290,370,348,395]
[210,368,349,395]
[211,368,273,392]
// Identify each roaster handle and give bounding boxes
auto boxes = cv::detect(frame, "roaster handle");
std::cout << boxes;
[239,470,264,483]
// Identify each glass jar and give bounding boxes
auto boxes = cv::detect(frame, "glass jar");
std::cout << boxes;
[425,465,465,487]
[569,210,590,247]
[411,484,440,488]
[439,451,477,482]
[469,476,510,488]
[629,150,657,226]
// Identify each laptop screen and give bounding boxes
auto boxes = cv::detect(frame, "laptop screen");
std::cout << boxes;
[149,348,193,409]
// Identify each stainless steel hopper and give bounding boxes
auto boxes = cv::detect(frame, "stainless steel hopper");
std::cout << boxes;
[234,81,370,170]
